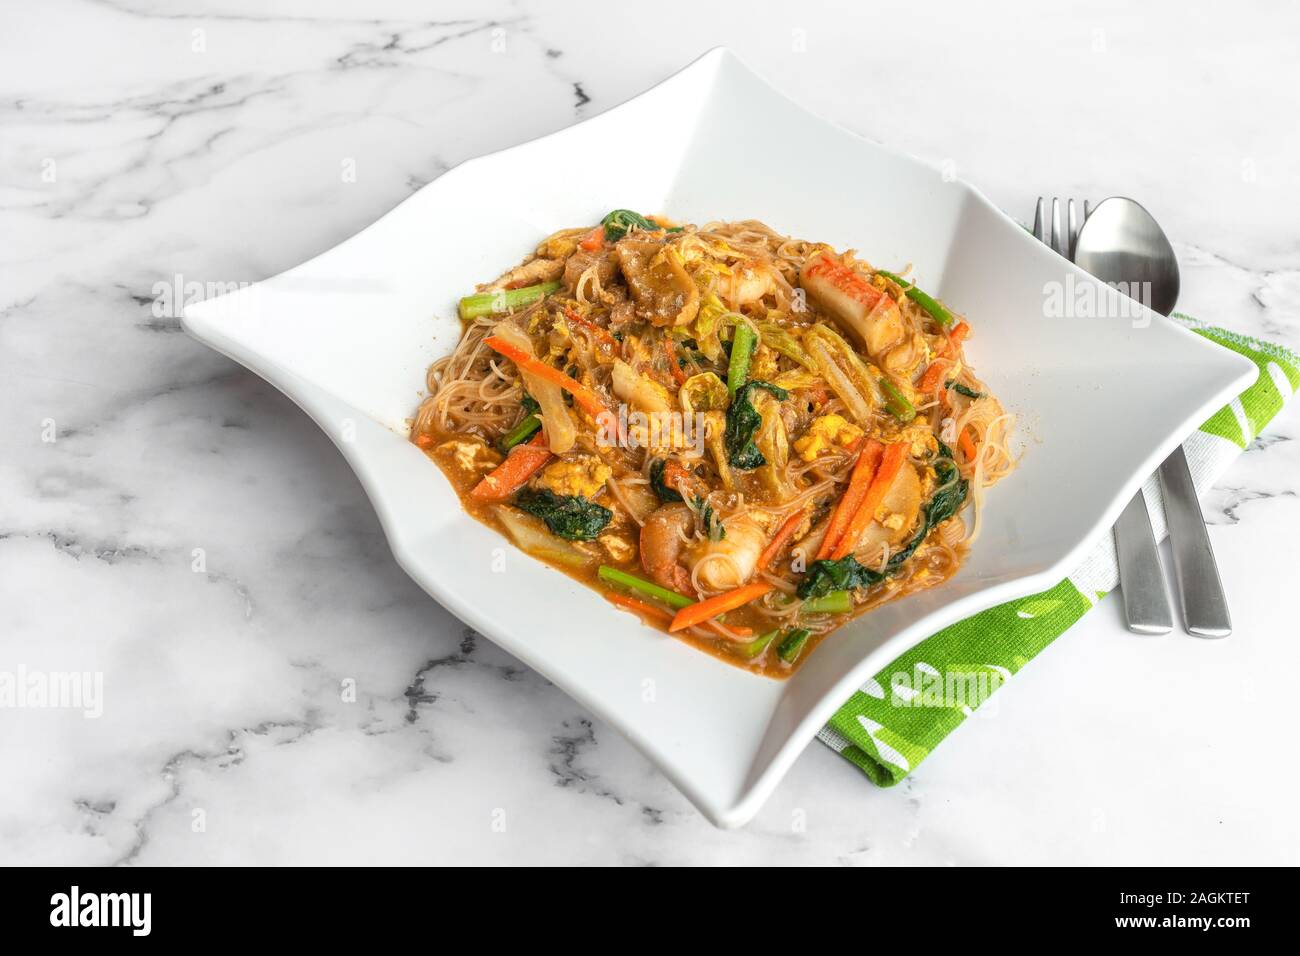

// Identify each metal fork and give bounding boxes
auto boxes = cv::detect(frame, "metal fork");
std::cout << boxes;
[1032,198,1174,635]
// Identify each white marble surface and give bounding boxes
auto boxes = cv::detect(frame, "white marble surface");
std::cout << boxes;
[3,0,1299,865]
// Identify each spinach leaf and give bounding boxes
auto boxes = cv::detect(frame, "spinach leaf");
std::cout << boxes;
[696,496,726,541]
[879,457,969,572]
[777,628,812,664]
[601,209,683,242]
[945,380,985,400]
[514,489,612,541]
[797,555,881,599]
[649,458,683,503]
[723,380,789,469]
[797,455,969,598]
[927,458,969,526]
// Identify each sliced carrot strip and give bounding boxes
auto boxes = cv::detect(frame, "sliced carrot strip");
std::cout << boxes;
[669,582,775,633]
[758,510,805,573]
[664,339,687,385]
[579,227,604,251]
[705,620,754,640]
[469,433,551,501]
[959,425,978,462]
[563,306,616,348]
[413,432,435,449]
[660,459,695,500]
[918,359,950,394]
[484,335,611,420]
[948,321,971,351]
[831,441,909,559]
[816,440,884,560]
[606,592,673,624]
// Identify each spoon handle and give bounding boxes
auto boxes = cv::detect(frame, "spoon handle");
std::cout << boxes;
[1158,446,1232,637]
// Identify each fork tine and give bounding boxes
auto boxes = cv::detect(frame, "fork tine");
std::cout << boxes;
[1084,199,1093,221]
[1032,197,1045,242]
[1051,197,1066,257]
[1067,198,1079,260]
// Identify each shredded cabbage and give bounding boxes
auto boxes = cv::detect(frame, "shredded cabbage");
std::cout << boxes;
[492,321,577,453]
[804,325,880,425]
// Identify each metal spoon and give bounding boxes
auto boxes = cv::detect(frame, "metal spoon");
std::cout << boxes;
[1074,197,1231,638]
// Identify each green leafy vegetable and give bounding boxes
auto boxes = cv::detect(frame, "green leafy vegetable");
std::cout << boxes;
[726,322,757,398]
[597,565,693,609]
[499,415,540,452]
[600,209,682,242]
[875,270,954,328]
[514,489,612,541]
[878,378,917,422]
[649,458,684,503]
[458,280,561,321]
[499,394,542,452]
[798,455,969,599]
[723,380,789,469]
[800,590,852,615]
[732,628,780,660]
[797,555,879,599]
[777,628,812,664]
[696,497,726,541]
[946,380,986,399]
[881,457,968,569]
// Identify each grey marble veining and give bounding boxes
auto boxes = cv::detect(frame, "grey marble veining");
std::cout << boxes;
[3,0,1299,865]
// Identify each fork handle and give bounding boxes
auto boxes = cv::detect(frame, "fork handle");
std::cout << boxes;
[1114,489,1174,634]
[1158,446,1232,637]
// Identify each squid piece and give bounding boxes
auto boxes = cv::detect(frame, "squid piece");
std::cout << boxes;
[799,254,905,358]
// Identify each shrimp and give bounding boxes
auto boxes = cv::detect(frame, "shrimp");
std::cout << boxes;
[687,517,767,591]
[727,260,776,307]
[640,503,696,595]
[641,506,768,595]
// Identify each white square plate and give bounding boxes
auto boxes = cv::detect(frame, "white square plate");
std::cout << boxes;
[183,49,1257,827]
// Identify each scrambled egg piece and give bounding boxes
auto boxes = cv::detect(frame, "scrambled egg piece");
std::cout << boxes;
[793,415,864,462]
[438,438,498,475]
[535,455,612,499]
[894,419,940,460]
[536,234,579,259]
[598,532,636,563]
[750,343,779,381]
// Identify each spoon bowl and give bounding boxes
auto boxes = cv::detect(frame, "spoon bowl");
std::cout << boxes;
[1073,197,1181,316]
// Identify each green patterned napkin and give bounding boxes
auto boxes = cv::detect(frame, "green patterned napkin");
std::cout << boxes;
[818,317,1300,784]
